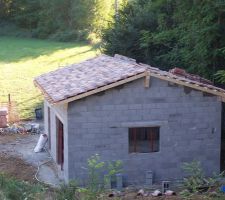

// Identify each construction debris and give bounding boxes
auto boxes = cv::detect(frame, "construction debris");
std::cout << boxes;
[165,190,176,196]
[0,122,41,134]
[108,191,124,198]
[108,191,117,197]
[169,67,213,85]
[137,189,145,196]
[151,189,162,197]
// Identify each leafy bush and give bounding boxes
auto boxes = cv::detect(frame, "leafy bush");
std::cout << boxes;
[181,161,205,194]
[0,0,115,42]
[0,22,32,38]
[215,70,225,84]
[180,161,225,199]
[49,30,89,42]
[81,154,123,200]
[55,155,123,200]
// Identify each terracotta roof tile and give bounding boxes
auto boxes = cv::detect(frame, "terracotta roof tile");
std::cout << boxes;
[34,54,147,103]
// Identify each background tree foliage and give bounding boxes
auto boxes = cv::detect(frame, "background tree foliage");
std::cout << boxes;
[0,0,225,82]
[102,0,225,80]
[0,0,114,42]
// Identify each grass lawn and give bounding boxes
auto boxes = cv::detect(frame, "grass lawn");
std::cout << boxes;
[0,36,98,119]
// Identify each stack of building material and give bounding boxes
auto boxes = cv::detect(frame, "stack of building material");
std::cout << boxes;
[0,108,8,128]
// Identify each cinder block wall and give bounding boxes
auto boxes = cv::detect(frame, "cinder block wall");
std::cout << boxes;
[67,77,221,185]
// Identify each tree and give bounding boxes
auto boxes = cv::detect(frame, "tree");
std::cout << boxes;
[0,0,115,41]
[0,0,12,21]
[102,0,225,80]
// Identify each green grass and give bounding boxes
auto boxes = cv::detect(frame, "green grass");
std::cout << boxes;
[0,36,98,119]
[0,173,45,200]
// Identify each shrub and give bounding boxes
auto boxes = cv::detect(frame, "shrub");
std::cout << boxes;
[49,30,89,42]
[81,154,123,200]
[180,161,225,199]
[55,155,123,200]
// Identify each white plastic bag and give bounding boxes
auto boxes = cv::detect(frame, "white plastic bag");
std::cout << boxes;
[34,134,48,153]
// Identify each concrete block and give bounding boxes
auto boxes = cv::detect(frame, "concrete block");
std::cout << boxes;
[102,105,115,110]
[66,75,221,185]
[128,104,142,110]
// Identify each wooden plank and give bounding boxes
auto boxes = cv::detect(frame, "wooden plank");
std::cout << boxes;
[144,71,150,88]
[56,72,146,105]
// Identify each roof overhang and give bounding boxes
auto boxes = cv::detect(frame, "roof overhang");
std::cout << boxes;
[149,72,225,102]
[35,70,225,105]
[34,72,147,105]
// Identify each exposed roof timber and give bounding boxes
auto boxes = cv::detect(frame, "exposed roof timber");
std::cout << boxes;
[144,71,150,88]
[56,72,147,105]
[150,72,225,102]
[35,69,225,105]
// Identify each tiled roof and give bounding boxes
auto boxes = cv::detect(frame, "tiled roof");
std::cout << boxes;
[141,64,225,97]
[34,54,225,104]
[34,54,147,103]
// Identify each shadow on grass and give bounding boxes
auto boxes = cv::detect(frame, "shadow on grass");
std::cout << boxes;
[0,36,96,63]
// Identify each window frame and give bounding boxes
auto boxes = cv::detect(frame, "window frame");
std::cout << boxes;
[128,126,160,154]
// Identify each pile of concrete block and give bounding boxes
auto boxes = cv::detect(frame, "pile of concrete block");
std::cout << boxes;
[0,122,41,134]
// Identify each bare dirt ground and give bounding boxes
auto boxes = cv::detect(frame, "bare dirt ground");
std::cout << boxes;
[0,151,37,183]
[0,133,27,145]
[0,134,37,183]
[0,133,61,186]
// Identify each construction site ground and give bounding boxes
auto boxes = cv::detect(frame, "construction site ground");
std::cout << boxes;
[0,133,61,186]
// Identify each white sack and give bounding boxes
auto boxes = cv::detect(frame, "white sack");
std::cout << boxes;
[34,133,48,153]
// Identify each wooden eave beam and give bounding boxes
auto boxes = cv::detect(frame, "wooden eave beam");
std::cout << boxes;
[34,70,225,105]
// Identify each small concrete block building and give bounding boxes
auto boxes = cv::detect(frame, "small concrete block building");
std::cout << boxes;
[34,54,225,185]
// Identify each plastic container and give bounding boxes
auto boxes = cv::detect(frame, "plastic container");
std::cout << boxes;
[35,108,43,120]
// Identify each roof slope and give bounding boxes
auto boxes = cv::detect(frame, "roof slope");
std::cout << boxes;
[34,54,147,103]
[34,54,225,104]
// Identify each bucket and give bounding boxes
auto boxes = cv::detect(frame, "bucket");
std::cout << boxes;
[35,108,43,120]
